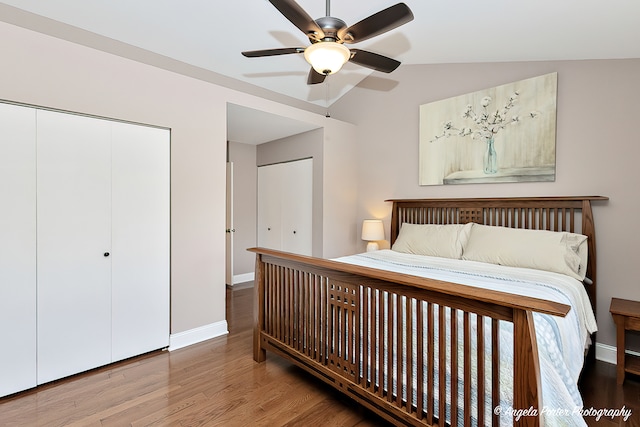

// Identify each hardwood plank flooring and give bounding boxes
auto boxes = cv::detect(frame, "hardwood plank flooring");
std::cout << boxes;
[1,284,639,426]
[0,286,388,427]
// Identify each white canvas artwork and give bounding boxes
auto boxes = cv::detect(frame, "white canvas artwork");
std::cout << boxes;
[419,73,557,185]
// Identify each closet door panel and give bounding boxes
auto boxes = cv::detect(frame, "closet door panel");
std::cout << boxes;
[0,103,37,397]
[36,110,112,384]
[281,159,312,256]
[257,163,282,250]
[111,122,170,362]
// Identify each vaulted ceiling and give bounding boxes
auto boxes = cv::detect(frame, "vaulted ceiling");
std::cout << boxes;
[2,0,639,109]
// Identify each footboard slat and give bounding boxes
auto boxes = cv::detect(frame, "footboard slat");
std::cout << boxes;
[477,315,485,427]
[386,292,393,403]
[463,312,471,427]
[438,306,446,425]
[369,289,377,394]
[377,289,384,399]
[406,297,414,412]
[396,293,403,407]
[416,301,424,419]
[492,318,501,426]
[451,308,459,427]
[426,302,434,425]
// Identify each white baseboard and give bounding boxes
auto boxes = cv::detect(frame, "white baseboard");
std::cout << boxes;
[168,320,228,351]
[232,272,254,285]
[596,342,617,365]
[595,342,640,365]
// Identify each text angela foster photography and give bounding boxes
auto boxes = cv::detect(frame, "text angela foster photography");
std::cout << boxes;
[493,405,633,422]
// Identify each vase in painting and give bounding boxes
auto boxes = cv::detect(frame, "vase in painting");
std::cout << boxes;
[483,137,497,174]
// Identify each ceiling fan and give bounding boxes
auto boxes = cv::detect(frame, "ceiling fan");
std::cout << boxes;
[241,0,414,85]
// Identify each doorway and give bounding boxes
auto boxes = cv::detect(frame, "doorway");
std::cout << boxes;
[225,103,321,287]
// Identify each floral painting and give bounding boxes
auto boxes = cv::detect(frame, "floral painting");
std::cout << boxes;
[419,73,557,185]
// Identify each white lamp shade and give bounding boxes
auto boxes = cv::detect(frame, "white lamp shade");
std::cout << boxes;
[361,219,385,241]
[304,42,350,75]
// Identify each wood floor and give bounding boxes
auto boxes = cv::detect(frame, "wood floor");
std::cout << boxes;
[1,284,639,426]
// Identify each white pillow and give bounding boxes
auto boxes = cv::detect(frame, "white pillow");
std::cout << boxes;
[461,224,588,280]
[392,223,473,259]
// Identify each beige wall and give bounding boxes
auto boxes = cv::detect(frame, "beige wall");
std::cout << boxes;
[0,20,352,336]
[322,119,359,258]
[331,59,640,351]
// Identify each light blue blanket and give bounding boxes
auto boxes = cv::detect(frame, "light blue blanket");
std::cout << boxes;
[334,250,597,426]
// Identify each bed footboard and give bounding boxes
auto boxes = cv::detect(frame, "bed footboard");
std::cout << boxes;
[250,248,569,427]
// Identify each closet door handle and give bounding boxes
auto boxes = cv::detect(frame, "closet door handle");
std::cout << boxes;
[104,252,110,257]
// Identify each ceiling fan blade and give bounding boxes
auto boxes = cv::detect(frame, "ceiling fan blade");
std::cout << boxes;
[269,0,325,41]
[307,68,326,85]
[339,3,414,44]
[242,47,305,57]
[349,49,401,73]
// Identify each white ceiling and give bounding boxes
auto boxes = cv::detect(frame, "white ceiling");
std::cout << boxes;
[227,103,320,145]
[2,0,639,108]
[2,0,639,144]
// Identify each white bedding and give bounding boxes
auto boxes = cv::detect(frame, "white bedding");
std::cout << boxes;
[333,250,597,426]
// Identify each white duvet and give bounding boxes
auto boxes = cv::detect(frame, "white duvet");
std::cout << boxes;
[333,250,597,426]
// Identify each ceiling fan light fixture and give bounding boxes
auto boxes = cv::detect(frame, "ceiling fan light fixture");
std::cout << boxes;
[304,41,350,75]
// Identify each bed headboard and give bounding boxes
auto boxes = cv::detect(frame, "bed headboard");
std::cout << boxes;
[387,196,608,313]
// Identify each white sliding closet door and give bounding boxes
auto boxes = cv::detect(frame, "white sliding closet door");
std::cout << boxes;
[281,158,312,255]
[257,163,283,250]
[0,103,37,397]
[36,110,112,384]
[257,158,312,256]
[111,122,170,362]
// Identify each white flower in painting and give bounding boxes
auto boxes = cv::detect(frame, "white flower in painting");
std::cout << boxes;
[430,90,538,143]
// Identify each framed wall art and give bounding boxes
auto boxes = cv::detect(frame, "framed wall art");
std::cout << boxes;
[419,72,557,185]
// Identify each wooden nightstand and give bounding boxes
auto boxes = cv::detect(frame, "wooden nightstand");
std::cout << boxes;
[610,297,640,384]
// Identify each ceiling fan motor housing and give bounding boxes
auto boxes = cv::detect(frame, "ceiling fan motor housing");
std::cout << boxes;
[312,16,348,42]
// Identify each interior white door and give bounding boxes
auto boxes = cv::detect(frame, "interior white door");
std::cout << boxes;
[257,163,282,250]
[0,103,37,397]
[111,122,170,362]
[36,110,112,384]
[281,158,313,255]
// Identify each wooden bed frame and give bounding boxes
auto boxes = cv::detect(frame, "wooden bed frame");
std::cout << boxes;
[249,196,607,426]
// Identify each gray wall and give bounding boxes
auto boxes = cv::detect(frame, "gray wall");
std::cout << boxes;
[331,59,640,352]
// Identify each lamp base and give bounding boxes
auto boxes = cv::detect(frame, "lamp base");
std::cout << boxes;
[366,241,379,252]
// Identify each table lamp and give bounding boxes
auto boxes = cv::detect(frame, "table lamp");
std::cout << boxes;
[361,219,384,252]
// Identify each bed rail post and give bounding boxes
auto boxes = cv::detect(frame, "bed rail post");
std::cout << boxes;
[581,199,597,315]
[513,309,542,427]
[253,253,266,363]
